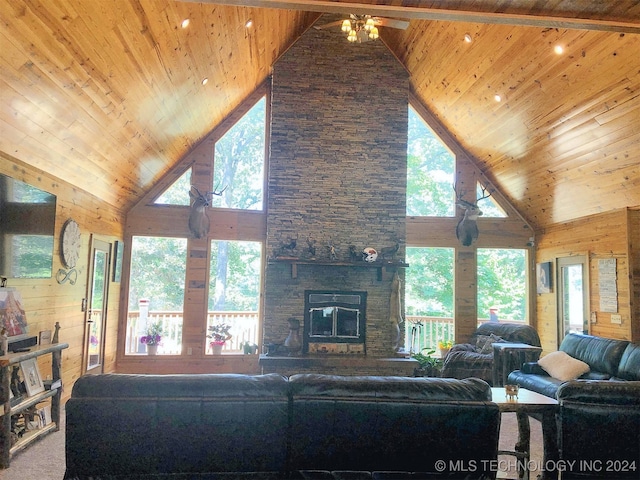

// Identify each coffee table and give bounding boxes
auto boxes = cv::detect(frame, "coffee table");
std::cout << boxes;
[491,387,558,480]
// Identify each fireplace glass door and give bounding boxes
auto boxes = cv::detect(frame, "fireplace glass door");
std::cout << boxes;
[304,291,366,354]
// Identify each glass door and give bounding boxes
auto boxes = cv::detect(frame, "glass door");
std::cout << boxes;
[557,255,589,346]
[84,238,110,373]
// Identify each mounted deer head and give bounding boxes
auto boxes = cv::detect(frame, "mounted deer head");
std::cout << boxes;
[454,184,492,246]
[188,185,226,239]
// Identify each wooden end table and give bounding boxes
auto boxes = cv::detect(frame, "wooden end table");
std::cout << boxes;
[491,387,558,480]
[493,343,542,387]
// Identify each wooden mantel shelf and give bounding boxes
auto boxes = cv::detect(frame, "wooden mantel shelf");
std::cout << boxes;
[268,258,409,280]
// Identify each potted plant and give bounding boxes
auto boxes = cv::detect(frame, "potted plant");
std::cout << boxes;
[207,322,232,354]
[412,348,442,377]
[438,340,454,357]
[140,322,164,355]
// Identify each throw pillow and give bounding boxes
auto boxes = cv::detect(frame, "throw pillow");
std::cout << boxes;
[475,335,491,352]
[480,333,506,354]
[537,350,590,381]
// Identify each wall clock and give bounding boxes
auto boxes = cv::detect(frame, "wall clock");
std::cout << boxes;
[60,218,81,269]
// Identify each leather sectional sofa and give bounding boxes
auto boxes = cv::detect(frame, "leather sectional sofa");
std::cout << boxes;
[508,333,640,478]
[64,373,501,480]
[507,333,640,398]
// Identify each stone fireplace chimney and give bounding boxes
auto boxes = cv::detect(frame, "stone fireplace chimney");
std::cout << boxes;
[262,15,410,374]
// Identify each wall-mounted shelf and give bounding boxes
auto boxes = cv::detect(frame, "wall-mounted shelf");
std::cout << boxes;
[0,342,69,468]
[268,258,409,280]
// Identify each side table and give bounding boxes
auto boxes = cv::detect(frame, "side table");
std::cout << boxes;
[491,387,559,480]
[493,342,542,387]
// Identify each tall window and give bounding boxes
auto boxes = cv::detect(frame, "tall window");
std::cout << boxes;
[207,240,262,354]
[477,248,527,322]
[211,97,266,210]
[126,236,188,355]
[154,169,191,205]
[406,106,455,217]
[405,247,454,353]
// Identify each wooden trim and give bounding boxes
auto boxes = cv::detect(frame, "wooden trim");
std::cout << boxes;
[179,0,640,34]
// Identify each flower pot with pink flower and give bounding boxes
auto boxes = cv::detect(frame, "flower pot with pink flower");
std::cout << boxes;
[207,322,232,355]
[140,322,164,355]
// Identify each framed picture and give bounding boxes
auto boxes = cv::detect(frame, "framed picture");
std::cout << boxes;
[537,261,552,294]
[112,240,123,282]
[39,329,52,345]
[20,358,45,396]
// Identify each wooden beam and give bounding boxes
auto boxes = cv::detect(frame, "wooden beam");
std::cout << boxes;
[178,0,640,34]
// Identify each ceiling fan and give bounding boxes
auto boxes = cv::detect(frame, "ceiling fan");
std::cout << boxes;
[314,14,409,43]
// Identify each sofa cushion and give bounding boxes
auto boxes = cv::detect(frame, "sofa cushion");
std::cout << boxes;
[538,351,590,381]
[616,342,640,380]
[560,333,629,377]
[471,322,541,347]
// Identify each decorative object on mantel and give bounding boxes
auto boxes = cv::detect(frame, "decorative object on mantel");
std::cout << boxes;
[327,242,337,261]
[52,321,61,343]
[362,247,378,262]
[208,321,232,355]
[140,322,164,355]
[284,317,302,356]
[380,242,400,261]
[306,237,316,258]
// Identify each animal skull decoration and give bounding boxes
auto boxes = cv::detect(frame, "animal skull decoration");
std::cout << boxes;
[454,184,492,246]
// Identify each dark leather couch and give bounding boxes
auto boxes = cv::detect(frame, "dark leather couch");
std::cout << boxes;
[64,373,501,480]
[508,333,640,398]
[556,380,640,479]
[441,323,541,385]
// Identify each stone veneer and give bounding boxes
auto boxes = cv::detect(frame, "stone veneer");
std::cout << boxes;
[263,16,409,368]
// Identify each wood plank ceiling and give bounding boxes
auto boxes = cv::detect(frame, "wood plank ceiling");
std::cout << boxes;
[1,0,639,230]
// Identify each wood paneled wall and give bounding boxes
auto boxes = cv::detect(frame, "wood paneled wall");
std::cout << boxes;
[535,208,639,354]
[1,153,124,402]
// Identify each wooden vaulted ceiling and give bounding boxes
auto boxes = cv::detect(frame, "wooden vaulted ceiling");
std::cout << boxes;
[1,0,639,230]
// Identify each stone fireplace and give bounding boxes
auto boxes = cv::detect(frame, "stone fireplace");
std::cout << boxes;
[261,15,413,375]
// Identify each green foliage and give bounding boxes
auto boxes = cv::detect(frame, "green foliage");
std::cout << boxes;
[477,248,526,321]
[412,348,442,368]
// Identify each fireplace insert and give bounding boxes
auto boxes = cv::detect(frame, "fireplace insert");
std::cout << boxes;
[303,291,366,354]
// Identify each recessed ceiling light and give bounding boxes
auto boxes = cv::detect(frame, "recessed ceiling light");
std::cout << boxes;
[494,94,502,102]
[181,19,190,29]
[201,78,208,86]
[554,45,564,55]
[464,34,473,43]
[245,20,253,28]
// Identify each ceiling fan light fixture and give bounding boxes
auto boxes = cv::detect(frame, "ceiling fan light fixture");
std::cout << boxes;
[341,19,352,32]
[369,26,379,40]
[365,17,375,32]
[347,30,358,42]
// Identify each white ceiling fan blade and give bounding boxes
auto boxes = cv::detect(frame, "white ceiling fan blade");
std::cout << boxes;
[373,18,410,30]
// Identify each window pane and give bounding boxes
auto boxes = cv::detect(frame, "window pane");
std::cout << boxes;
[477,248,527,322]
[207,240,262,354]
[406,106,455,217]
[212,97,265,210]
[126,236,187,355]
[154,168,192,205]
[405,247,454,353]
[477,182,506,217]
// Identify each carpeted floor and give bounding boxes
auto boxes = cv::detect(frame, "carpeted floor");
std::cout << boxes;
[1,411,542,480]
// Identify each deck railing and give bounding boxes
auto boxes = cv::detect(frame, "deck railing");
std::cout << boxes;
[125,312,521,355]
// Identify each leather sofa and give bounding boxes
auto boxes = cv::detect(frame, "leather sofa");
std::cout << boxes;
[556,380,640,479]
[64,373,501,480]
[441,322,541,385]
[508,333,640,398]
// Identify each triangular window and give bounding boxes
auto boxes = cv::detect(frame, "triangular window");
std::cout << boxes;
[154,168,192,206]
[477,182,506,218]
